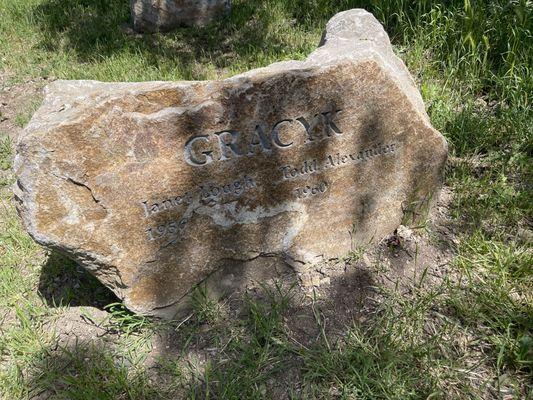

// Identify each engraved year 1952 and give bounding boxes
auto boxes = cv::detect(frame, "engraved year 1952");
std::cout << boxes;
[294,181,329,199]
[146,218,188,241]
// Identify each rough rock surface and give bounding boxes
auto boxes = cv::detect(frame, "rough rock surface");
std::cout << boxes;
[14,9,447,317]
[131,0,231,32]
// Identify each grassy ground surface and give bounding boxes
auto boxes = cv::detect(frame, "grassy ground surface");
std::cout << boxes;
[0,0,532,399]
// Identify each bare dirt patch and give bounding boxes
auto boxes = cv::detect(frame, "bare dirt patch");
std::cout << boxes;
[0,75,47,145]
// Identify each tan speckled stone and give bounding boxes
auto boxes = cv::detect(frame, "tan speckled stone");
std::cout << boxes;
[14,10,447,317]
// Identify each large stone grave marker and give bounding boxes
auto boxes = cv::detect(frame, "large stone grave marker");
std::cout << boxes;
[14,10,447,317]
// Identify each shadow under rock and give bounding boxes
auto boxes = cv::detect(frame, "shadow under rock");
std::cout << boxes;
[153,265,379,398]
[30,254,398,399]
[38,250,119,309]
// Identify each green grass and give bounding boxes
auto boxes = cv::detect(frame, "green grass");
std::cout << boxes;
[448,233,532,372]
[0,0,532,399]
[13,100,41,128]
[0,134,11,171]
[302,290,456,399]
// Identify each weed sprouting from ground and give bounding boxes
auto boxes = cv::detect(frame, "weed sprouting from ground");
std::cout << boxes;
[104,302,153,336]
[190,285,223,325]
[0,0,532,399]
[0,135,11,171]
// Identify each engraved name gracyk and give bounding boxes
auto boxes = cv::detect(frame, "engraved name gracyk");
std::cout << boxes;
[183,108,343,166]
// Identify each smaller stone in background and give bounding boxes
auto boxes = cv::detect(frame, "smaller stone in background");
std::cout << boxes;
[131,0,231,33]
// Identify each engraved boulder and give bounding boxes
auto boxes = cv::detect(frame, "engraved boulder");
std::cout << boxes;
[14,9,447,317]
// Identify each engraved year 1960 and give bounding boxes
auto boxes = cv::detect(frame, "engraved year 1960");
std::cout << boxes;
[294,181,329,199]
